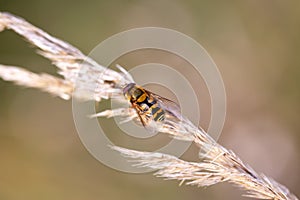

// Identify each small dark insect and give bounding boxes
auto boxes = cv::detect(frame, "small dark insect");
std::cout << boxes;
[123,83,181,132]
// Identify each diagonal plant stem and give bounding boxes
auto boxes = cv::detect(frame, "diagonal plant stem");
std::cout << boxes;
[0,12,298,200]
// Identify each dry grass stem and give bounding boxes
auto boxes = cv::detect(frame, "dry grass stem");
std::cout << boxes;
[0,64,73,99]
[0,12,298,200]
[0,12,131,101]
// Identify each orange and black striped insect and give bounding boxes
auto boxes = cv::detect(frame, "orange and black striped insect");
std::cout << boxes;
[123,83,181,132]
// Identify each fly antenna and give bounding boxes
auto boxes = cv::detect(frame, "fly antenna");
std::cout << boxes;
[116,64,135,83]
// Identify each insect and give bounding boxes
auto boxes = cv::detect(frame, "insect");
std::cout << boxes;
[123,83,181,132]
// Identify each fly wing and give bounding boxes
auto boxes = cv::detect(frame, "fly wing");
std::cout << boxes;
[144,90,182,120]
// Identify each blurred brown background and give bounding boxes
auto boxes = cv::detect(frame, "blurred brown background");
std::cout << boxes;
[0,1,299,200]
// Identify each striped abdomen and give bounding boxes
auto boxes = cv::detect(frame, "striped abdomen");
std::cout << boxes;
[123,83,165,123]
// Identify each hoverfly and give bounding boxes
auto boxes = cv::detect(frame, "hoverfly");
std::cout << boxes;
[123,83,181,132]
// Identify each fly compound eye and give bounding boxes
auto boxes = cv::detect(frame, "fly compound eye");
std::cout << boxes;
[123,83,135,95]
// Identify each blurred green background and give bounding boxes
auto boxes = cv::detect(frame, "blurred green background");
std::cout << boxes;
[0,1,299,200]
